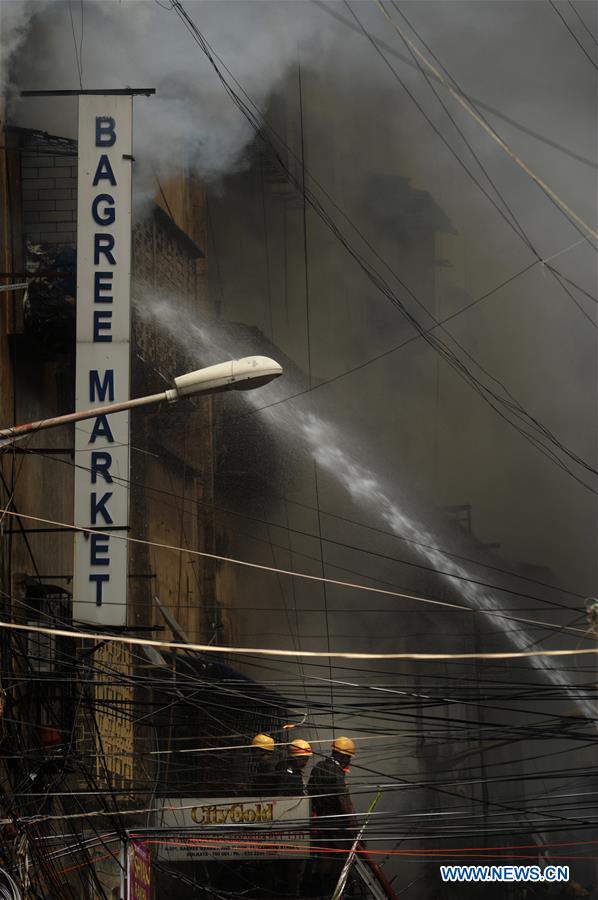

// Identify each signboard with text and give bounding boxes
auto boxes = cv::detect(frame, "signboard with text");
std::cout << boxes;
[127,841,151,900]
[156,796,311,860]
[73,94,132,626]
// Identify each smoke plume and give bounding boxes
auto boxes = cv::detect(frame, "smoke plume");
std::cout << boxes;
[1,0,328,184]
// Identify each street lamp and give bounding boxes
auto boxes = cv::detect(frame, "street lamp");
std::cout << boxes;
[0,355,283,446]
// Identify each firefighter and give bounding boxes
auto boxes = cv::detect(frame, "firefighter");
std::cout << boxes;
[268,739,313,897]
[274,738,312,796]
[307,736,358,895]
[249,732,277,795]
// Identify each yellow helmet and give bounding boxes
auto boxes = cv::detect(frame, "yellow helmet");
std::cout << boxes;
[251,733,275,752]
[289,739,312,757]
[332,736,356,757]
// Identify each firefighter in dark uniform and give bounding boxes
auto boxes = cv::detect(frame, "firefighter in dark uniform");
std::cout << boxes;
[270,739,312,896]
[307,736,357,895]
[249,733,277,795]
[274,738,312,795]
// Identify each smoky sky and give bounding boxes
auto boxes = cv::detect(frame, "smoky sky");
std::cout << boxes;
[2,0,332,185]
[3,0,598,588]
[202,2,598,592]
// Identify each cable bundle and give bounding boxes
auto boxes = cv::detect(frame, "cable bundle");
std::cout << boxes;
[0,869,21,900]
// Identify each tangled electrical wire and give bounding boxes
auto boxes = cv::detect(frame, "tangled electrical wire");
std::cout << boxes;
[168,0,598,499]
[0,869,21,900]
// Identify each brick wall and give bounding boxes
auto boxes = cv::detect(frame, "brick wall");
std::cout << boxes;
[20,146,77,246]
[132,205,204,392]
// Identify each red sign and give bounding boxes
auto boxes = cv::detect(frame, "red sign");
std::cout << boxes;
[127,841,151,900]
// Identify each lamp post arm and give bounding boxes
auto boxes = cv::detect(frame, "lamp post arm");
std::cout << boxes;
[0,355,283,448]
[0,390,173,445]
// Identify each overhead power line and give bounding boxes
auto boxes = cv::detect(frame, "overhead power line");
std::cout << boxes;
[20,401,581,609]
[0,506,589,640]
[382,1,597,331]
[549,0,598,71]
[567,0,598,46]
[374,0,598,243]
[310,0,597,170]
[2,619,598,665]
[165,0,598,495]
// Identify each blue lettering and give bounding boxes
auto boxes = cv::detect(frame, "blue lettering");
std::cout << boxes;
[89,573,110,606]
[92,154,117,187]
[92,194,115,226]
[90,451,113,484]
[93,310,112,342]
[91,492,113,526]
[95,116,116,147]
[90,533,110,565]
[89,370,114,403]
[89,415,115,444]
[94,233,116,265]
[94,272,113,303]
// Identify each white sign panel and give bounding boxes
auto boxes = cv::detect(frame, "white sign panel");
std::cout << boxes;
[73,95,132,627]
[156,797,311,860]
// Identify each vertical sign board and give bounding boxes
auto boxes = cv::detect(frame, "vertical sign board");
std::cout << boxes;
[73,96,132,626]
[127,842,151,900]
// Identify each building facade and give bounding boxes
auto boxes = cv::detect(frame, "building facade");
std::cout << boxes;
[0,111,271,898]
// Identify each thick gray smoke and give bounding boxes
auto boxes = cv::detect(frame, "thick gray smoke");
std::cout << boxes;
[136,288,596,720]
[4,0,597,658]
[1,0,328,184]
[4,0,596,587]
[0,1,36,94]
[197,1,597,593]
